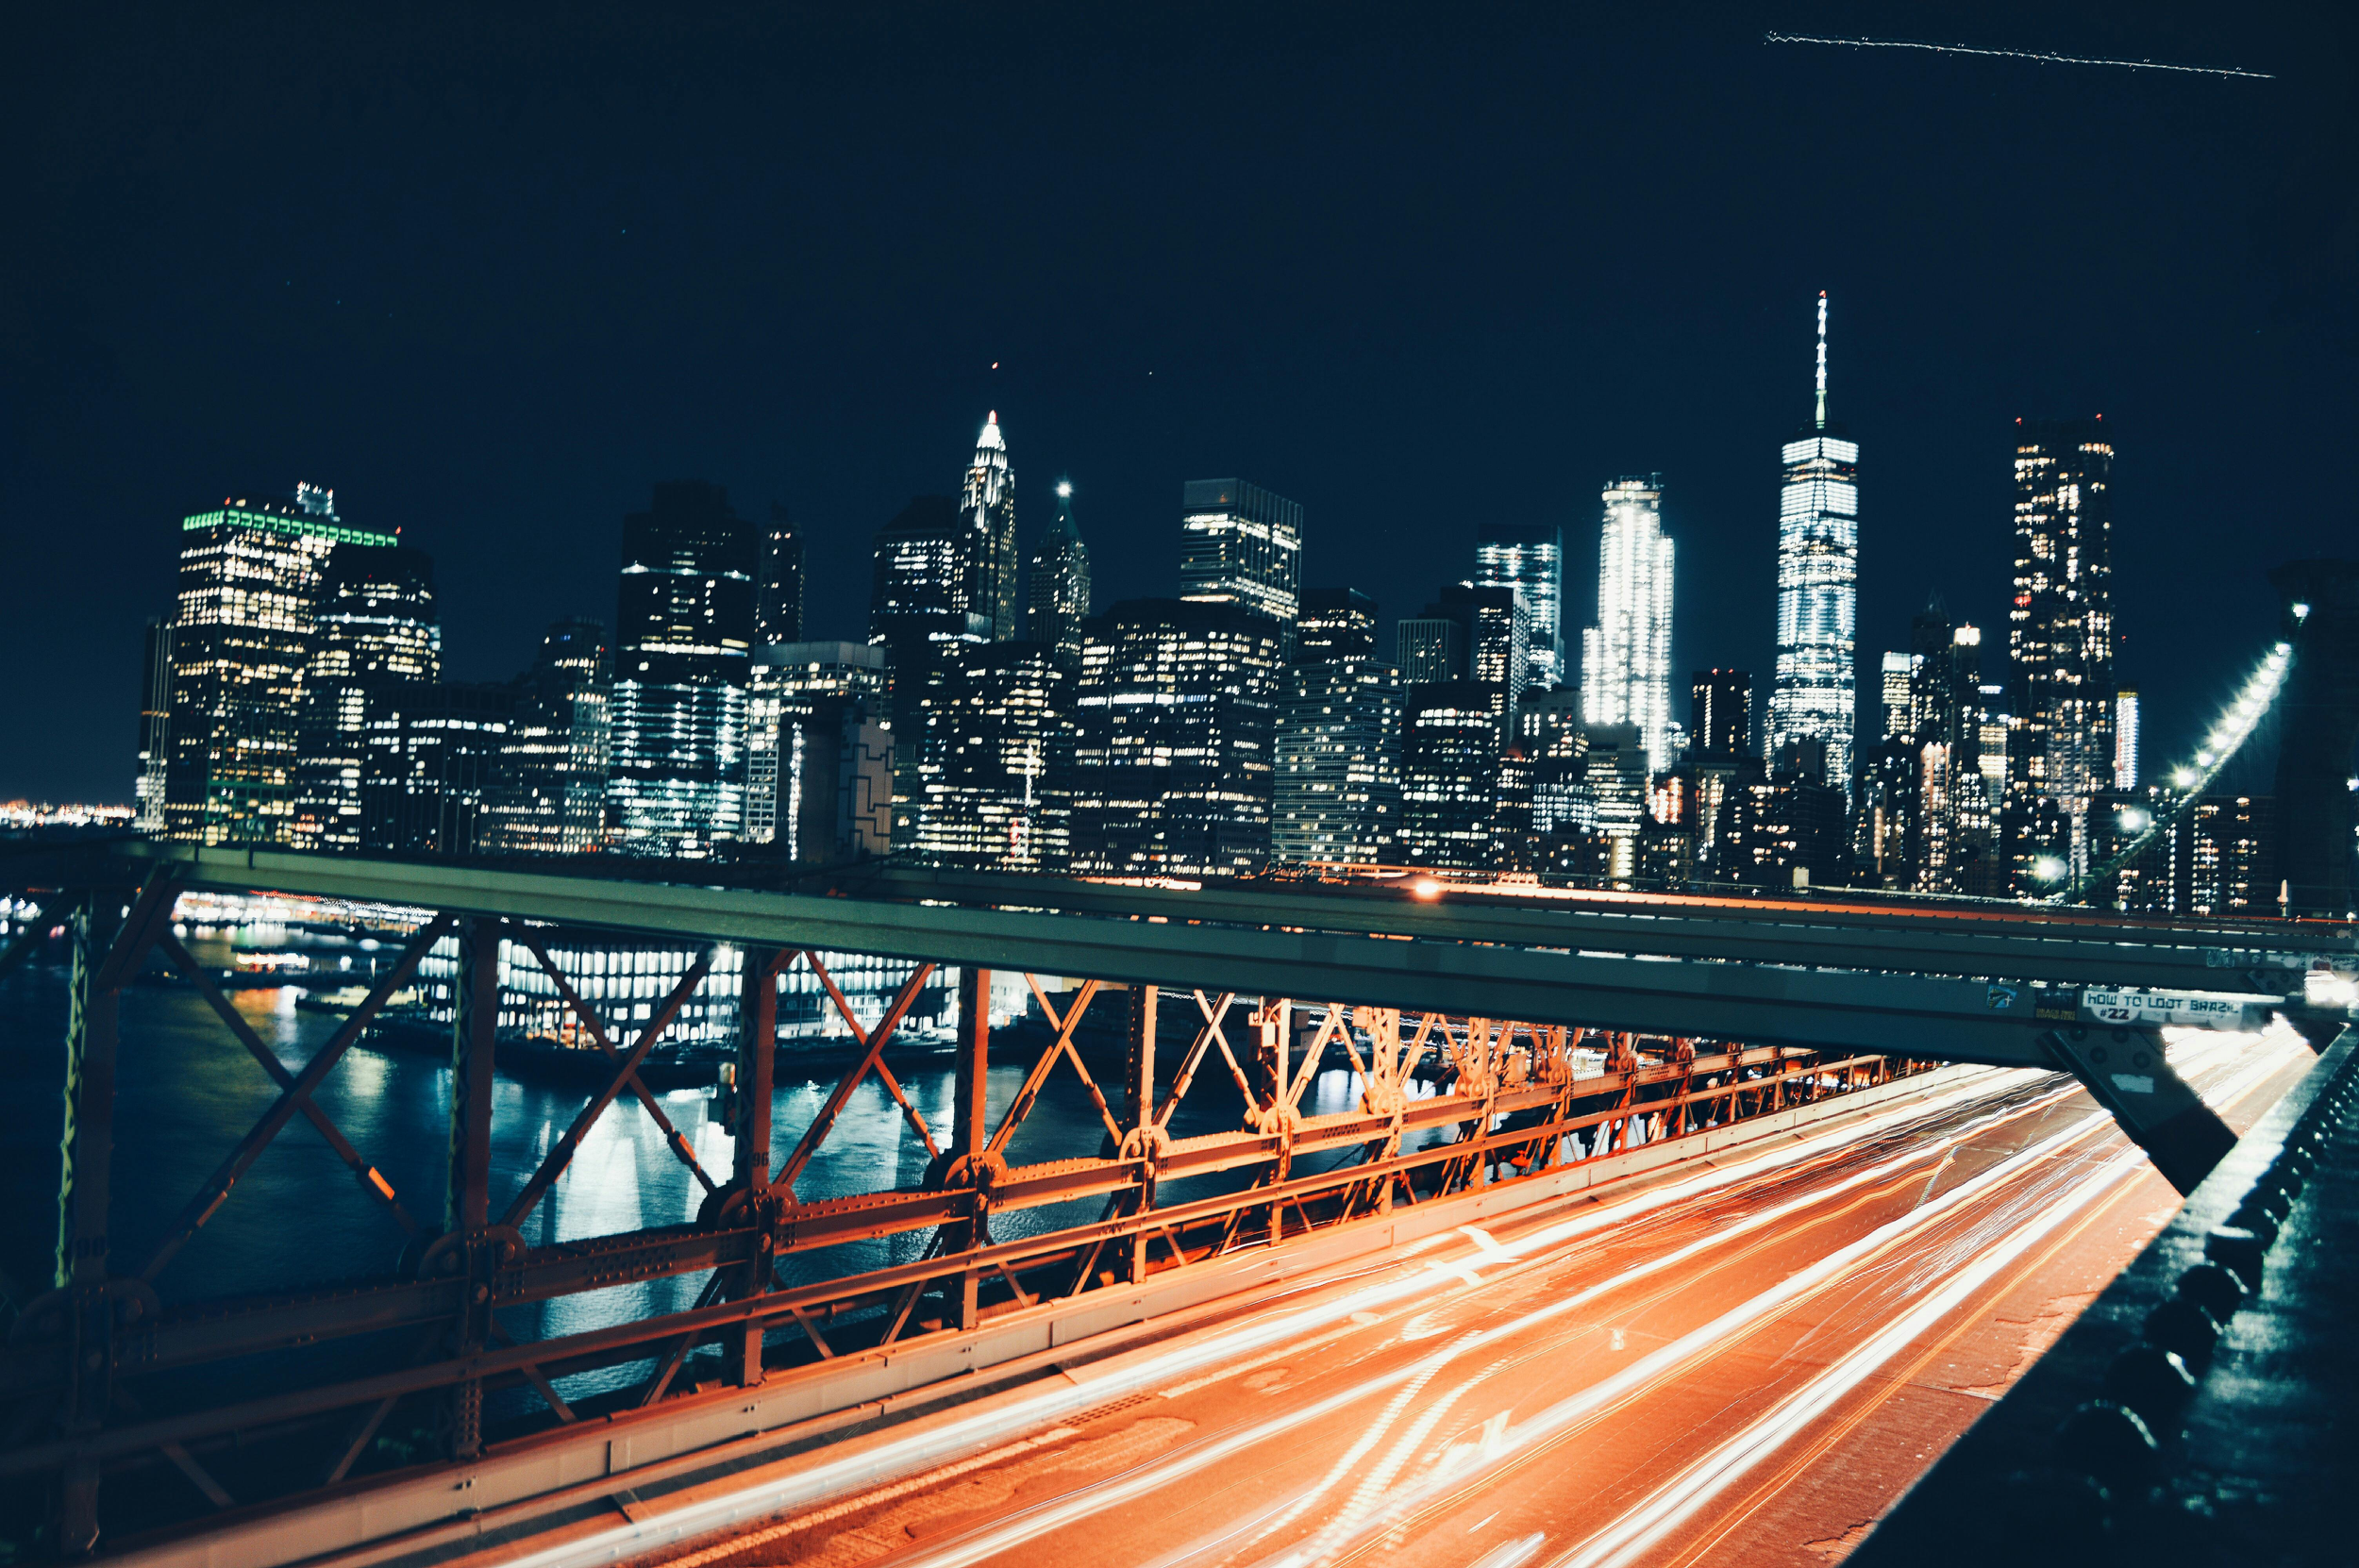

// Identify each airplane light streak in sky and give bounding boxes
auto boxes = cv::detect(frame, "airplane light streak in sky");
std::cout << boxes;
[1765,32,2273,81]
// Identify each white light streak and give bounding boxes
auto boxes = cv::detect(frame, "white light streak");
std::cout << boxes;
[1765,32,2272,81]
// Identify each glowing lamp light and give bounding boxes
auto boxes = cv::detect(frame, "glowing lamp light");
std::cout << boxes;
[2173,767,2197,788]
[1411,877,1442,901]
[2033,857,2067,882]
[2117,808,2150,833]
[2294,604,2311,620]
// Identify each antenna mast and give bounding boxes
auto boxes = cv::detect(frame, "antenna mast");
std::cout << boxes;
[1815,291,1829,430]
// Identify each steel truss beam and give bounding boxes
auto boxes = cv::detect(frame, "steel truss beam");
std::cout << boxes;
[0,842,2316,1559]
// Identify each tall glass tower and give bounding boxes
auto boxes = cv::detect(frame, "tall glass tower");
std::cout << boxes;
[1768,292,1860,799]
[1024,477,1092,662]
[1580,475,1675,774]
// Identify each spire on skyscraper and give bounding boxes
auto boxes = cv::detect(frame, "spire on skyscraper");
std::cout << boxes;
[960,411,1020,640]
[1815,292,1829,430]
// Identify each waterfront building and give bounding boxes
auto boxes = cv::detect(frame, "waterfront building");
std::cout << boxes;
[1475,522,1565,688]
[485,619,612,856]
[1272,658,1402,867]
[744,642,893,847]
[1024,479,1093,662]
[756,503,805,646]
[1397,680,1500,871]
[609,482,757,858]
[1767,294,1860,801]
[870,494,989,823]
[1580,475,1676,774]
[1296,587,1378,663]
[960,413,1023,642]
[162,484,396,845]
[1070,598,1281,876]
[1180,478,1302,646]
[292,542,441,851]
[910,641,1076,873]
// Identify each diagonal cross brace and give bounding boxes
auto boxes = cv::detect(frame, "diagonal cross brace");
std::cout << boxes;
[774,960,937,1193]
[988,977,1108,1158]
[140,912,455,1283]
[509,928,727,1195]
[500,946,714,1230]
[159,932,421,1238]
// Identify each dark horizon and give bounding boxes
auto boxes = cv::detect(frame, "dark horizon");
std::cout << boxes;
[4,3,2351,802]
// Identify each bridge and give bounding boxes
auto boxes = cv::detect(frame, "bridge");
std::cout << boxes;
[1,831,2351,1568]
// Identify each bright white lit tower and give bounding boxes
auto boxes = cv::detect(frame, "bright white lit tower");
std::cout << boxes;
[1581,475,1675,773]
[1768,292,1860,798]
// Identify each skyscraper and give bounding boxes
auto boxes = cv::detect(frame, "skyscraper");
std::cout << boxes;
[756,503,805,646]
[1180,479,1302,644]
[1394,614,1467,684]
[609,481,757,858]
[1580,475,1675,774]
[1879,652,1914,740]
[1689,670,1751,759]
[1475,523,1564,688]
[1397,681,1501,871]
[744,641,894,848]
[1024,478,1093,662]
[2006,418,2117,819]
[1273,651,1400,867]
[2114,691,2140,791]
[1296,588,1378,662]
[911,641,1076,872]
[485,619,612,856]
[292,542,441,851]
[163,485,396,845]
[959,412,1022,642]
[1767,293,1860,802]
[1070,599,1281,876]
[869,494,985,826]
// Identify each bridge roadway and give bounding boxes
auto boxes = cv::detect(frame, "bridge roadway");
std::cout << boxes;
[1,842,2349,1565]
[442,1029,2317,1568]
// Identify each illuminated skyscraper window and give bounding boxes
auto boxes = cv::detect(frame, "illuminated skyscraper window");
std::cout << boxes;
[1580,475,1676,774]
[1767,292,1859,802]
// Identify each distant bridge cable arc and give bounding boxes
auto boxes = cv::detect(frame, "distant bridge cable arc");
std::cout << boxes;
[1763,31,2275,82]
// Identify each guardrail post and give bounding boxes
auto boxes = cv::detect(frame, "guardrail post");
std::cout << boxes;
[733,947,780,1382]
[949,966,991,1326]
[445,916,498,1459]
[54,890,124,1554]
[1124,984,1157,1282]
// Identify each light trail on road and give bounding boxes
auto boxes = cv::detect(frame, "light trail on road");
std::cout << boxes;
[600,1029,2309,1568]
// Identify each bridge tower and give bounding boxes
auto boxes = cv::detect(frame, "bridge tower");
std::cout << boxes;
[2272,557,2359,917]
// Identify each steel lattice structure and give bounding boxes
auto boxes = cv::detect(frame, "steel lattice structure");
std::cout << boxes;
[0,842,2343,1565]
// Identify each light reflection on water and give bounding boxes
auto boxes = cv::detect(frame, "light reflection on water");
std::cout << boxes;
[0,959,1344,1407]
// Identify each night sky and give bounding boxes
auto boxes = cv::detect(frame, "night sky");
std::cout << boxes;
[4,3,2351,803]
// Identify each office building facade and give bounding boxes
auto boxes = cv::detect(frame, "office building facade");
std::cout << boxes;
[756,503,805,646]
[485,618,612,856]
[2006,418,2117,815]
[910,641,1076,873]
[1273,658,1402,867]
[1581,475,1676,774]
[1180,478,1302,643]
[609,481,757,858]
[1397,680,1501,871]
[744,641,893,847]
[1475,523,1565,689]
[1071,599,1281,877]
[163,487,396,845]
[1767,293,1860,802]
[292,542,441,851]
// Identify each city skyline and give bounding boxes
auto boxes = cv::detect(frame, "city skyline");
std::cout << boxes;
[5,8,2341,806]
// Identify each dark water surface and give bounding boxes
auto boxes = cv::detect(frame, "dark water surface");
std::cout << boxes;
[0,956,1381,1356]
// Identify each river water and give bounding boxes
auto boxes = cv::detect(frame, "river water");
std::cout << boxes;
[0,946,1384,1364]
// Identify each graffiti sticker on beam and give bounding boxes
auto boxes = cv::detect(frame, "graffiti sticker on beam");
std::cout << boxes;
[2079,989,2277,1031]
